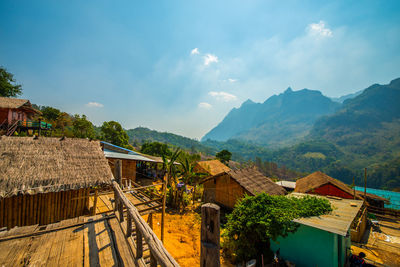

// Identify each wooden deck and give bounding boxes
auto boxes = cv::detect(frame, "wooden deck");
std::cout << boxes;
[89,189,162,215]
[0,214,142,266]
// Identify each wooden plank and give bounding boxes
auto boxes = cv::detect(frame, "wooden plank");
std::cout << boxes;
[21,195,26,226]
[107,217,137,266]
[17,195,22,227]
[92,189,98,216]
[32,194,38,225]
[0,198,3,228]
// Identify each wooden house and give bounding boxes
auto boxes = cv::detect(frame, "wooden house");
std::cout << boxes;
[0,136,113,229]
[0,97,51,136]
[194,159,231,176]
[101,141,165,184]
[295,171,360,199]
[201,167,286,208]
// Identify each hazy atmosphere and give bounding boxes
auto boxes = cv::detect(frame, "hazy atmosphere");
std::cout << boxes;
[1,0,399,139]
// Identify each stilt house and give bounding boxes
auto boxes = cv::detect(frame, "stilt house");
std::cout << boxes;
[201,167,286,208]
[0,136,113,229]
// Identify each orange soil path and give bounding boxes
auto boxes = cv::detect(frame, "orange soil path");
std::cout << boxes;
[145,210,233,267]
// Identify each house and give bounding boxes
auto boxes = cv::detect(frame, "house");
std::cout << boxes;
[294,171,389,208]
[201,167,286,208]
[294,171,358,199]
[275,180,296,192]
[0,136,112,229]
[194,159,231,176]
[0,97,50,136]
[271,193,364,267]
[101,141,165,184]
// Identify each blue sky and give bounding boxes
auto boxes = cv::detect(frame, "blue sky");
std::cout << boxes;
[1,0,399,139]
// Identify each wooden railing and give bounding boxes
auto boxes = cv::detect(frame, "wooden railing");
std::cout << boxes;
[112,180,180,267]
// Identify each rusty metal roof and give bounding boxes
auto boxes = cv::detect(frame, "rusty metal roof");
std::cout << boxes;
[290,192,364,236]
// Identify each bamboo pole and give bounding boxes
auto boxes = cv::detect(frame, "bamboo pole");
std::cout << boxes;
[353,177,356,200]
[92,189,98,216]
[161,174,167,243]
[364,168,367,202]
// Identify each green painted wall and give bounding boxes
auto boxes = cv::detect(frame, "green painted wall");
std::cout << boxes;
[270,224,350,267]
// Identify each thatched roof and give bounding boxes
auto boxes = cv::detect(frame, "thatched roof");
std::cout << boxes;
[355,190,390,203]
[0,136,113,197]
[228,167,286,196]
[0,97,40,114]
[294,171,358,198]
[195,160,231,176]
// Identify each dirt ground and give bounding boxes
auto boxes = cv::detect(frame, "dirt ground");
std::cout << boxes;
[144,208,233,267]
[352,216,400,267]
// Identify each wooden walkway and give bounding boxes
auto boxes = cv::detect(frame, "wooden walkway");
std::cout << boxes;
[89,190,162,215]
[0,214,145,266]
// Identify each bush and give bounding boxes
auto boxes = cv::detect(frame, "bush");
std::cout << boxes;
[222,193,332,263]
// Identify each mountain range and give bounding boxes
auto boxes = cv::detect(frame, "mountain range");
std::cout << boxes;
[127,77,400,190]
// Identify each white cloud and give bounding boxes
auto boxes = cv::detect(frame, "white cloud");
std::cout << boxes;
[209,91,237,102]
[228,78,237,83]
[307,21,333,38]
[86,102,104,108]
[191,48,200,55]
[198,102,212,109]
[204,54,219,65]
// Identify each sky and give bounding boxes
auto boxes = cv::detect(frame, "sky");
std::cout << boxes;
[1,0,400,139]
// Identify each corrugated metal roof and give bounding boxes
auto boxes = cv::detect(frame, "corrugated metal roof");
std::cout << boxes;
[290,192,363,236]
[104,151,155,162]
[275,181,296,189]
[100,141,140,155]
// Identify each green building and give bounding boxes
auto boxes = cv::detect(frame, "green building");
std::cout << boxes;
[271,193,363,267]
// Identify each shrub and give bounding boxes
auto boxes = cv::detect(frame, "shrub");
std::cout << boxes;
[222,193,332,263]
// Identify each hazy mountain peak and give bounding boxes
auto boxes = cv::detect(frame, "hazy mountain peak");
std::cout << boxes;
[284,87,293,93]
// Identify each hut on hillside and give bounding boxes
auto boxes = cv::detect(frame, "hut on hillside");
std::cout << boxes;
[201,167,286,208]
[0,136,112,229]
[295,171,360,199]
[0,97,50,136]
[294,171,389,208]
[194,159,231,177]
[101,141,165,184]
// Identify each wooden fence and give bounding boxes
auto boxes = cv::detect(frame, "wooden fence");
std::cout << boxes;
[112,180,180,267]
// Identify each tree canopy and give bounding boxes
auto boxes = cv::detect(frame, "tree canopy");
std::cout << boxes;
[141,141,172,157]
[216,149,232,164]
[0,67,22,97]
[222,193,332,263]
[72,114,95,139]
[101,120,132,149]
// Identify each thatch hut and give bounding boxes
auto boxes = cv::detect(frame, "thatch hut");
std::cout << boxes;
[0,136,112,229]
[194,159,231,176]
[201,167,286,208]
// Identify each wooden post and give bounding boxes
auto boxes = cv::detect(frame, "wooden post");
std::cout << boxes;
[38,118,41,137]
[364,168,367,202]
[92,189,98,216]
[119,200,124,222]
[135,222,143,258]
[161,174,167,243]
[353,177,356,200]
[115,160,122,187]
[201,203,220,267]
[127,212,132,237]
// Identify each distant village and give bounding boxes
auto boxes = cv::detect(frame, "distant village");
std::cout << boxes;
[1,95,400,267]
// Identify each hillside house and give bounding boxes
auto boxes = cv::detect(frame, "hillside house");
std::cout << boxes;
[201,167,286,208]
[294,171,389,208]
[0,136,112,229]
[271,193,364,267]
[0,97,50,136]
[101,141,165,185]
[194,159,231,177]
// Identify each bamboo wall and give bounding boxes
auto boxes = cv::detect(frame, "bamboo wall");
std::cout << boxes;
[0,188,90,229]
[203,174,245,209]
[108,158,136,182]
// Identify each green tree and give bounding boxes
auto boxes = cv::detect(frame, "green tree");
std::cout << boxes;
[223,193,332,263]
[141,141,172,157]
[0,67,22,97]
[216,149,232,164]
[101,121,132,149]
[72,114,95,138]
[41,106,61,121]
